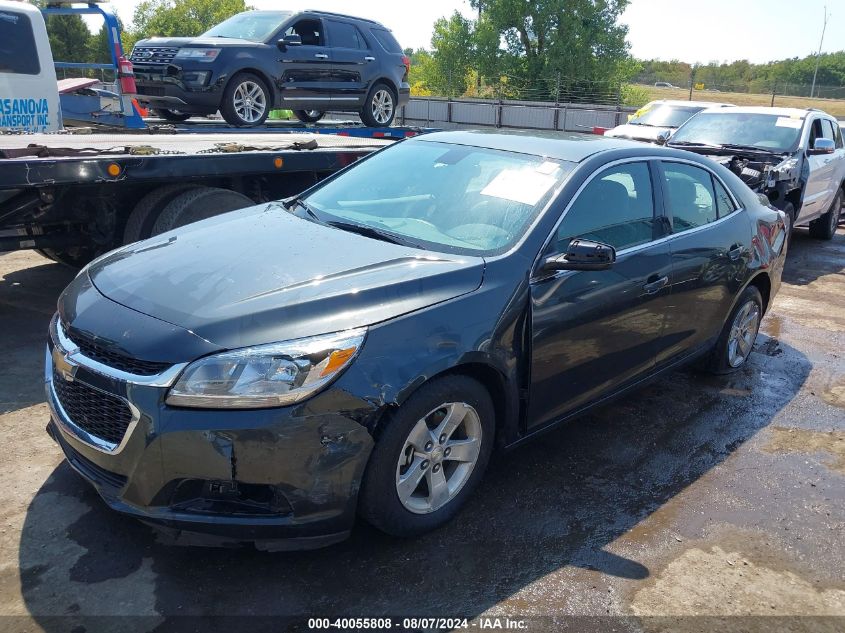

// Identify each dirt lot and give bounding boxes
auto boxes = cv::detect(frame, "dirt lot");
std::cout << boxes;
[0,226,843,632]
[640,85,845,117]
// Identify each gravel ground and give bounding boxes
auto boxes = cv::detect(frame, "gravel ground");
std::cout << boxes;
[0,225,842,633]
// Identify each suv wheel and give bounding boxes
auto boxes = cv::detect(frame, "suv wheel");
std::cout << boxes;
[154,108,191,122]
[221,73,270,127]
[809,188,842,240]
[360,82,396,127]
[293,110,325,123]
[359,375,494,537]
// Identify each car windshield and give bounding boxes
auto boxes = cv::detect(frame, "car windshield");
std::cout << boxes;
[303,141,575,256]
[202,11,291,42]
[670,112,804,153]
[630,104,705,128]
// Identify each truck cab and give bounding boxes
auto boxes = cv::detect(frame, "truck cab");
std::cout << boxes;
[0,0,61,132]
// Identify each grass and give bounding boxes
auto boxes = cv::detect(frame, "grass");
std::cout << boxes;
[639,85,845,117]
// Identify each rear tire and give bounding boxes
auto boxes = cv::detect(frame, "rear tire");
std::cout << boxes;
[293,109,325,123]
[123,184,202,243]
[154,108,191,122]
[700,285,764,375]
[809,189,841,240]
[151,187,255,235]
[37,246,98,269]
[359,375,495,537]
[360,82,396,127]
[220,73,270,127]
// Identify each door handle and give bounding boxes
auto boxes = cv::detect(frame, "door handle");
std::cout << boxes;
[364,56,375,62]
[643,275,669,294]
[314,53,329,59]
[728,244,743,261]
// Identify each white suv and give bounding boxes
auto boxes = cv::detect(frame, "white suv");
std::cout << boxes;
[668,106,844,240]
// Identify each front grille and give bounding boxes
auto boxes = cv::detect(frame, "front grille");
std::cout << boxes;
[136,86,166,97]
[131,46,179,64]
[62,324,171,376]
[52,367,134,446]
[51,423,128,491]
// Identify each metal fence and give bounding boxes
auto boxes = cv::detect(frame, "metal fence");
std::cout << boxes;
[397,97,636,132]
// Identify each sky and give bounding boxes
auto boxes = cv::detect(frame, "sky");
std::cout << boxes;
[93,0,843,64]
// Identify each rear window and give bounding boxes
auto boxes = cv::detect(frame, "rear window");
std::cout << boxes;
[0,11,41,75]
[370,28,402,54]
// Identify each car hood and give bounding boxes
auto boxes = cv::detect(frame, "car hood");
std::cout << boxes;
[88,204,485,351]
[135,36,261,48]
[605,124,672,143]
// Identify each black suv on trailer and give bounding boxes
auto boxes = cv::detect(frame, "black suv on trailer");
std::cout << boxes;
[131,10,411,127]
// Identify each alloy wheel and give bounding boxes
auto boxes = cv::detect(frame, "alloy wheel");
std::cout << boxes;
[395,402,483,514]
[727,300,761,368]
[371,89,394,125]
[233,81,267,124]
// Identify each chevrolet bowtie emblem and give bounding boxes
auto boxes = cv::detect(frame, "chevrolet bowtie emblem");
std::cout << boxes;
[52,347,78,383]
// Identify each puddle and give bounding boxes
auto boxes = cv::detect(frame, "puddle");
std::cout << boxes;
[763,427,845,474]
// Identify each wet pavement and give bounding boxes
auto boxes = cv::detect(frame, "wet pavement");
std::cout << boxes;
[0,226,843,632]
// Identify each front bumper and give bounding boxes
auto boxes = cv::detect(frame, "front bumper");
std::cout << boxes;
[133,63,222,113]
[45,317,375,548]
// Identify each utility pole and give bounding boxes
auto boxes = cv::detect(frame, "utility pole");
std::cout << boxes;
[476,1,483,92]
[810,5,830,99]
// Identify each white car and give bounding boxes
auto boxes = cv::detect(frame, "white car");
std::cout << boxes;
[605,100,733,145]
[667,106,845,241]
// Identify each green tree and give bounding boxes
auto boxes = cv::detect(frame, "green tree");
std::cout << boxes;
[130,0,251,39]
[469,0,633,99]
[429,11,475,97]
[43,14,91,65]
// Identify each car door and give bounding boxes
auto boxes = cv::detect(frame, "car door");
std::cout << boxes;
[800,116,838,223]
[276,16,334,107]
[324,18,372,107]
[657,160,752,365]
[527,160,674,430]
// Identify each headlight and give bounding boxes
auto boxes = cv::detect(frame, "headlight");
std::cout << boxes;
[166,328,366,409]
[174,48,221,62]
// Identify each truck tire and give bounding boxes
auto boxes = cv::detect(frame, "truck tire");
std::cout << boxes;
[151,187,255,235]
[124,184,202,244]
[220,73,270,127]
[360,82,396,127]
[37,246,99,269]
[293,110,325,123]
[808,189,842,240]
[154,109,191,122]
[779,201,795,245]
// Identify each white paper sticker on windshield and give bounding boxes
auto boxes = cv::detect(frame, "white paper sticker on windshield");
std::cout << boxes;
[481,169,556,206]
[775,117,803,129]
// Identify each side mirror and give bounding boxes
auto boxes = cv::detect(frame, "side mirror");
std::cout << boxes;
[655,130,671,146]
[277,34,302,51]
[542,238,616,272]
[809,138,835,155]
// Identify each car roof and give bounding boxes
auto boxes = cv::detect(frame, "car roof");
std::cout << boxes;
[698,105,826,118]
[415,130,650,162]
[301,9,386,27]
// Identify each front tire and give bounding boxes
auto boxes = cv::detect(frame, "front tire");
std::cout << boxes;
[359,375,495,537]
[809,188,842,240]
[293,109,325,123]
[701,285,763,375]
[360,82,396,127]
[220,73,270,127]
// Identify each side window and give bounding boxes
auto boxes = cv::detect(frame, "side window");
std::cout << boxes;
[809,118,825,146]
[0,11,41,75]
[371,28,403,54]
[663,162,718,231]
[822,119,839,145]
[285,19,324,46]
[327,20,366,49]
[554,162,656,252]
[836,123,844,149]
[712,176,736,217]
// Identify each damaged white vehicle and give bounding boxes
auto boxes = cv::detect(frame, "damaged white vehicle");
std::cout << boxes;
[604,99,732,144]
[668,106,845,240]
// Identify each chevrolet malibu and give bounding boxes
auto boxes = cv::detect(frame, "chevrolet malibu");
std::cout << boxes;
[46,132,788,548]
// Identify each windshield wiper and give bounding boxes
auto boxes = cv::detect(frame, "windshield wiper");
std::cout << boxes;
[668,140,723,149]
[284,197,325,223]
[719,143,782,155]
[325,220,425,249]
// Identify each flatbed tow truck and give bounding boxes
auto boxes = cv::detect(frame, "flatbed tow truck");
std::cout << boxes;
[0,1,429,266]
